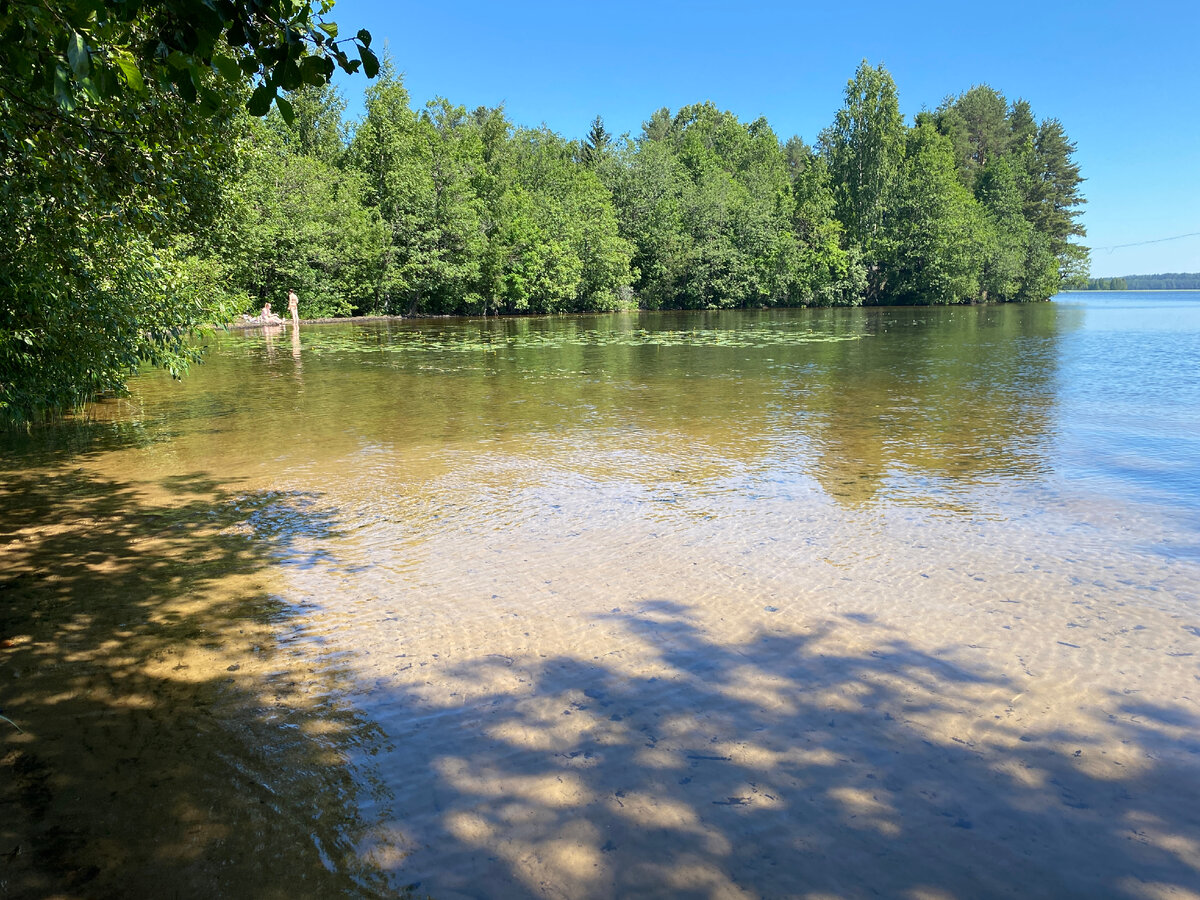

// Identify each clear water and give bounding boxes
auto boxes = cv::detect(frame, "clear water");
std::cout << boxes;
[2,293,1198,898]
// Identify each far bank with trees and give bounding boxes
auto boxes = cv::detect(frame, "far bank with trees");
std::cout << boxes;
[1082,273,1200,291]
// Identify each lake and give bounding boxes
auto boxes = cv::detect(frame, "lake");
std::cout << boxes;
[2,292,1198,898]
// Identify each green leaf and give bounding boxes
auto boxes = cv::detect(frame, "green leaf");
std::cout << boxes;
[317,21,338,38]
[67,32,89,78]
[357,29,371,48]
[358,45,379,79]
[299,54,333,86]
[174,67,197,102]
[198,84,222,114]
[53,64,75,110]
[93,65,116,99]
[275,95,295,126]
[277,59,302,91]
[113,52,145,93]
[247,84,274,116]
[212,53,241,82]
[77,75,101,102]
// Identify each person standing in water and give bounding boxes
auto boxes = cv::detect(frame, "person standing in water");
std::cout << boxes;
[287,289,300,330]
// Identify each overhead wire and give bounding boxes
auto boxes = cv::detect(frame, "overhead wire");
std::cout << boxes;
[1092,231,1200,253]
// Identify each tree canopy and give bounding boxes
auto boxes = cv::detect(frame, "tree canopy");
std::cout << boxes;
[1,43,1091,424]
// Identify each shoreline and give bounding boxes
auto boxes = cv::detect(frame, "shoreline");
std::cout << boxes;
[217,298,1063,331]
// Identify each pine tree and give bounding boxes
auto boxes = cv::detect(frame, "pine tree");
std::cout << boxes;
[1025,118,1088,279]
[580,115,612,166]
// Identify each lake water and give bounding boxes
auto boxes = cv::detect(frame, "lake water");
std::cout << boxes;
[2,292,1199,898]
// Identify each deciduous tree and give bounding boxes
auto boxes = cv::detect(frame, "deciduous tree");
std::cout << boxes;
[820,61,906,300]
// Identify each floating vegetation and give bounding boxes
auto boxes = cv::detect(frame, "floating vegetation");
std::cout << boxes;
[264,325,869,358]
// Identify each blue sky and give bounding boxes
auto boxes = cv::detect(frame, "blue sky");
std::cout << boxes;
[330,0,1199,277]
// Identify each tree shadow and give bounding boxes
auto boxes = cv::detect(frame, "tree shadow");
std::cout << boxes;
[5,425,1197,898]
[0,469,397,898]
[369,599,1200,898]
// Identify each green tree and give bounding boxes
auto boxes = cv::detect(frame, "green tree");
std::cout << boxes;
[882,120,985,305]
[609,137,689,309]
[641,107,673,142]
[204,119,385,317]
[274,83,349,163]
[1007,100,1038,159]
[619,103,800,309]
[346,59,437,314]
[0,0,377,121]
[975,157,1032,301]
[1025,118,1089,280]
[411,99,488,314]
[937,85,1010,188]
[0,0,376,423]
[0,76,243,420]
[477,125,633,314]
[819,61,906,300]
[785,139,866,306]
[580,115,612,167]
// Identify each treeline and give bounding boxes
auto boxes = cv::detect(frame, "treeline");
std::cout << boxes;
[1,6,1089,423]
[1083,273,1200,290]
[1085,277,1129,290]
[188,59,1088,321]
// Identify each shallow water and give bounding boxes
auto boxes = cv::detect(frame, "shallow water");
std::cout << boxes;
[2,294,1199,898]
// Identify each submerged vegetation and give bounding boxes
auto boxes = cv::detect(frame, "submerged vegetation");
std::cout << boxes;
[0,2,1088,423]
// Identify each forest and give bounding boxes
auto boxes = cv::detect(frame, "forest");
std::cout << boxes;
[0,2,1088,422]
[1083,273,1200,290]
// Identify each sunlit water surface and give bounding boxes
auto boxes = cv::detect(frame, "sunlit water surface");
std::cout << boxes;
[2,293,1199,898]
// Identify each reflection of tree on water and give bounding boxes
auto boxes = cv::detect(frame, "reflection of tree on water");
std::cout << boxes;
[421,305,1074,511]
[68,304,1078,520]
[0,469,394,897]
[794,303,1072,507]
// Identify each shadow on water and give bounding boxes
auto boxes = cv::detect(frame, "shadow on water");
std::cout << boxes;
[369,600,1200,898]
[0,468,397,898]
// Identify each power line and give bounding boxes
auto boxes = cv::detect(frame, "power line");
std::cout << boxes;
[1094,231,1200,253]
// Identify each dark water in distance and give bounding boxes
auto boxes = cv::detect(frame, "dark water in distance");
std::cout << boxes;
[2,290,1199,898]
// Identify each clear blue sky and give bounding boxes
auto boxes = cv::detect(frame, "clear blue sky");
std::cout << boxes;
[330,0,1199,277]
